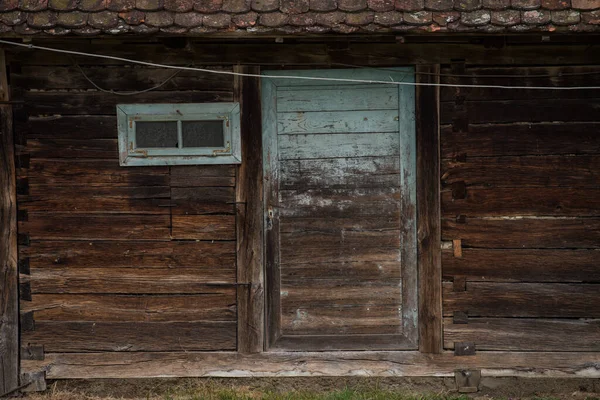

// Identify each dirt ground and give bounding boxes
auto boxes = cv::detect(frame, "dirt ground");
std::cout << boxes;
[9,377,600,400]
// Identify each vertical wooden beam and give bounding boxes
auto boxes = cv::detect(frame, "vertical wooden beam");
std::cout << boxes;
[416,64,442,354]
[235,65,265,353]
[0,48,19,395]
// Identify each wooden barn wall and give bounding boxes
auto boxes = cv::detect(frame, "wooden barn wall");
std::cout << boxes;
[11,56,238,354]
[439,64,600,352]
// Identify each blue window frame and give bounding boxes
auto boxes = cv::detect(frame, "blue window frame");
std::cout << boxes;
[117,103,241,166]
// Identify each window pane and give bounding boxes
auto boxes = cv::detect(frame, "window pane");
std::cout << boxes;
[182,120,224,148]
[136,121,178,148]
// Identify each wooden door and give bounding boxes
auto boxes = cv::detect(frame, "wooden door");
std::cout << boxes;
[262,68,417,351]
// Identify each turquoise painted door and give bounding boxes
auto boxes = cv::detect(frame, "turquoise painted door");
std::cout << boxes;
[262,69,417,351]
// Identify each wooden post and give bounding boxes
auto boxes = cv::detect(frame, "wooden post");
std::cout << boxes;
[416,64,443,354]
[234,65,265,353]
[0,48,19,395]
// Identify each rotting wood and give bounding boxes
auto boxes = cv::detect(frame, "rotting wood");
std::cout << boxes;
[0,47,19,397]
[442,249,600,282]
[443,282,600,318]
[235,65,265,354]
[416,64,442,354]
[21,351,600,379]
[444,318,600,352]
[22,321,236,352]
[442,217,600,249]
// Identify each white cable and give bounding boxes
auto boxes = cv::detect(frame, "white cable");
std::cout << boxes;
[1,39,600,91]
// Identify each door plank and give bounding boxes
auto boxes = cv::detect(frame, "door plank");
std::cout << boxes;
[277,110,399,135]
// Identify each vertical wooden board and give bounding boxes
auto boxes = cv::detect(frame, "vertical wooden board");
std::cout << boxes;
[0,104,18,394]
[235,66,265,353]
[416,64,442,354]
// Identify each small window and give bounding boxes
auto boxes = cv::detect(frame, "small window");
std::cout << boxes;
[117,103,241,166]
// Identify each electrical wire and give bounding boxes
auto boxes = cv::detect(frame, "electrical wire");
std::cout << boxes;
[2,39,600,91]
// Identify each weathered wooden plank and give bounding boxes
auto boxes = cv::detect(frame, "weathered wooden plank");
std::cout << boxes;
[272,334,416,351]
[283,285,400,309]
[442,156,600,188]
[170,165,235,187]
[280,157,400,189]
[25,266,236,293]
[235,66,265,354]
[171,187,235,215]
[23,91,233,116]
[442,217,600,249]
[280,215,400,233]
[0,63,18,394]
[442,249,600,282]
[279,133,399,160]
[13,66,233,91]
[22,350,600,379]
[16,116,117,140]
[19,186,170,214]
[20,138,118,159]
[440,123,600,158]
[279,188,400,218]
[281,305,402,335]
[440,99,600,124]
[277,110,399,135]
[281,261,400,282]
[267,68,413,87]
[443,282,600,317]
[444,318,600,352]
[22,321,236,352]
[21,240,235,269]
[22,292,236,322]
[440,66,600,101]
[281,230,401,263]
[19,214,171,241]
[276,86,398,112]
[416,64,442,354]
[171,215,236,240]
[24,159,169,187]
[442,187,600,217]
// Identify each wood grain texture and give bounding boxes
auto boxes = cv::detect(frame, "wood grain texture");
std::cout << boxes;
[22,292,236,322]
[416,64,442,354]
[16,116,117,140]
[170,165,235,187]
[171,215,236,240]
[235,66,265,353]
[171,187,235,215]
[21,138,118,159]
[443,282,600,317]
[22,351,600,379]
[441,122,600,158]
[0,59,18,395]
[444,318,600,351]
[22,321,236,352]
[442,249,600,282]
[442,217,600,248]
[277,110,399,135]
[441,155,600,188]
[276,85,398,112]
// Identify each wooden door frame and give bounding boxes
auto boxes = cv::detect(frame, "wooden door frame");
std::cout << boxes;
[261,67,420,351]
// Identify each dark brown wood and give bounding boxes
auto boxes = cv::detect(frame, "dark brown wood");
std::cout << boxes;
[416,64,442,354]
[0,47,19,396]
[22,292,236,322]
[443,282,600,318]
[272,334,417,351]
[442,217,600,249]
[171,187,235,215]
[444,318,600,351]
[442,249,600,282]
[441,98,600,124]
[20,138,118,159]
[454,342,476,356]
[170,165,235,187]
[25,266,236,294]
[441,123,600,159]
[171,215,236,240]
[442,187,600,217]
[20,214,171,241]
[235,66,265,353]
[16,116,117,140]
[441,155,600,188]
[21,240,235,270]
[22,321,236,352]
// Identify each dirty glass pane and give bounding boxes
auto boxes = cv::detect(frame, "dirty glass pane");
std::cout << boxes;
[136,121,178,148]
[182,120,224,148]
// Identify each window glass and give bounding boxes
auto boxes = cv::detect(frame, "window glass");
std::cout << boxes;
[136,121,178,148]
[182,120,224,148]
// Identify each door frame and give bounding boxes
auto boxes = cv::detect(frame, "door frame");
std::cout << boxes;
[261,68,418,351]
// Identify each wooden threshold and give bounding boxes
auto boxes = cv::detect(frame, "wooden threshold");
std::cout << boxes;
[22,351,600,379]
